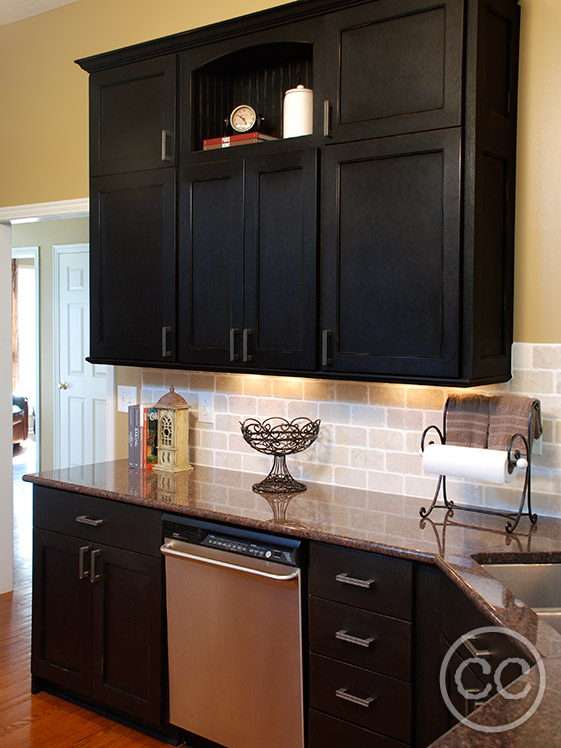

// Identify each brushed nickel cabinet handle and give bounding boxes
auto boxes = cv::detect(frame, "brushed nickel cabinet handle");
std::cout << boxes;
[161,129,173,161]
[335,629,375,648]
[78,546,90,579]
[76,515,104,527]
[336,572,375,589]
[162,326,171,358]
[335,687,374,709]
[322,330,333,367]
[230,328,240,361]
[463,637,491,659]
[323,100,333,138]
[242,328,253,363]
[90,549,101,584]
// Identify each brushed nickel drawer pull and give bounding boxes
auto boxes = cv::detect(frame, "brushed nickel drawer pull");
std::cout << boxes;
[335,572,375,589]
[76,515,104,527]
[335,687,374,709]
[463,637,491,659]
[466,688,489,708]
[78,546,90,579]
[335,629,375,648]
[90,549,101,584]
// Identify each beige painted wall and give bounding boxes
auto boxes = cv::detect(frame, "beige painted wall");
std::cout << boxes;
[0,0,560,343]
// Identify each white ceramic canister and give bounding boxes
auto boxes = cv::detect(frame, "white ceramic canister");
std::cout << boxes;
[283,85,313,138]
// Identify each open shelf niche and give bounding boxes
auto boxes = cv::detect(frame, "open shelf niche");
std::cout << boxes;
[192,41,314,151]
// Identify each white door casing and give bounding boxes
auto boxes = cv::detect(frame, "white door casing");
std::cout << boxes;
[54,244,107,468]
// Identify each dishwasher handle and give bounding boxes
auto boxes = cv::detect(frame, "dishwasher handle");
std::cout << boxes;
[161,542,299,582]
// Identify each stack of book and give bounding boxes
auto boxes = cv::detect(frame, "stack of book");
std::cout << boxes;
[128,405,159,469]
[202,132,279,150]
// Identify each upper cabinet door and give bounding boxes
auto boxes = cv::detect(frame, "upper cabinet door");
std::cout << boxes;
[178,159,244,368]
[90,169,176,363]
[321,129,461,380]
[244,149,318,371]
[90,55,176,176]
[324,0,464,143]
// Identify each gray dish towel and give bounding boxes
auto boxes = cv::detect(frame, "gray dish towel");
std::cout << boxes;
[444,394,490,448]
[487,395,543,451]
[444,393,542,451]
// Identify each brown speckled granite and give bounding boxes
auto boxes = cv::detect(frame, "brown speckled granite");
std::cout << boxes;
[23,460,561,746]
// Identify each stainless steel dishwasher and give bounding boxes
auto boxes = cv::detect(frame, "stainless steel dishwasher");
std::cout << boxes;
[161,515,304,748]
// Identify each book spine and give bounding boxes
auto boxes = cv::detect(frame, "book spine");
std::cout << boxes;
[128,405,135,467]
[133,405,140,469]
[140,406,147,469]
[145,407,159,468]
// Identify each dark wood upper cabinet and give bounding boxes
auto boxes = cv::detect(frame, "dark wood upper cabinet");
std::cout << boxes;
[178,159,244,367]
[179,148,318,370]
[78,0,521,385]
[89,55,177,176]
[90,169,176,363]
[321,129,461,379]
[243,149,318,370]
[323,0,464,142]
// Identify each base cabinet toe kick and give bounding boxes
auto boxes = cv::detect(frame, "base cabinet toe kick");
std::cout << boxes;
[31,485,534,747]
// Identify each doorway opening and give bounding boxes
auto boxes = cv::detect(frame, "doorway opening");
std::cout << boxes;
[12,247,39,473]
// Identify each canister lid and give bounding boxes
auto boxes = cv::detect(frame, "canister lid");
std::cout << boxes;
[285,84,312,95]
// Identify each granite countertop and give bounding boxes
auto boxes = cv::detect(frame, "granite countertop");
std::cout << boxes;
[24,460,561,747]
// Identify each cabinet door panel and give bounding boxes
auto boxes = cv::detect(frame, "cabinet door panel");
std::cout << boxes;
[325,0,463,142]
[321,130,461,379]
[90,169,176,363]
[244,149,318,370]
[91,545,162,725]
[90,55,176,176]
[32,529,92,696]
[178,160,244,366]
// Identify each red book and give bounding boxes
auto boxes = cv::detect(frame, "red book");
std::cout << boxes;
[203,132,279,150]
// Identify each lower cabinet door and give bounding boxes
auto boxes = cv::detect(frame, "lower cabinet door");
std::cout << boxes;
[32,529,93,696]
[309,654,411,743]
[308,709,408,748]
[91,544,162,725]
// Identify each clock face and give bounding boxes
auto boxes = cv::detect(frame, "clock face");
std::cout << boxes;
[230,105,257,133]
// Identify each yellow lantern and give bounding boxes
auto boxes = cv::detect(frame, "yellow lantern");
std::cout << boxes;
[153,386,192,472]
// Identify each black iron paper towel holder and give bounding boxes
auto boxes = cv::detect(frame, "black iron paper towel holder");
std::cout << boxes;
[419,398,540,534]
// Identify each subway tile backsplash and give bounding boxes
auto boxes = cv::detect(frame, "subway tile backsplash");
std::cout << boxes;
[141,343,561,518]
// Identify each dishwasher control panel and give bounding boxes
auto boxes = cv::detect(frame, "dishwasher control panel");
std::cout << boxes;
[162,515,300,566]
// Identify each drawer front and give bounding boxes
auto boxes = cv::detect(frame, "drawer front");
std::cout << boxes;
[441,576,533,683]
[33,486,162,557]
[308,709,408,748]
[310,597,411,681]
[309,653,411,743]
[310,543,412,620]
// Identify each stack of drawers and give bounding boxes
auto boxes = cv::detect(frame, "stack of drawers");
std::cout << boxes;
[308,543,413,747]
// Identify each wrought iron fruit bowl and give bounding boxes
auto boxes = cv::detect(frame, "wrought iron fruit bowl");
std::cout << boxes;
[240,416,321,493]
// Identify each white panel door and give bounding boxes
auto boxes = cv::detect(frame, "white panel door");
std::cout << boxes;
[55,245,107,469]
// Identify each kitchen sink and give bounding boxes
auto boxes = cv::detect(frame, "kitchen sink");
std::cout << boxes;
[481,563,561,634]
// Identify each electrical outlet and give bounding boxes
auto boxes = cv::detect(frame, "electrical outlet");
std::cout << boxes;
[117,385,138,413]
[198,391,214,424]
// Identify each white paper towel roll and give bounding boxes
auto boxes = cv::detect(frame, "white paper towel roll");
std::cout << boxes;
[283,85,313,138]
[422,443,519,484]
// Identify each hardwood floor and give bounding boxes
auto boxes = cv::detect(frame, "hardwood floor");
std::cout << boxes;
[1,442,170,747]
